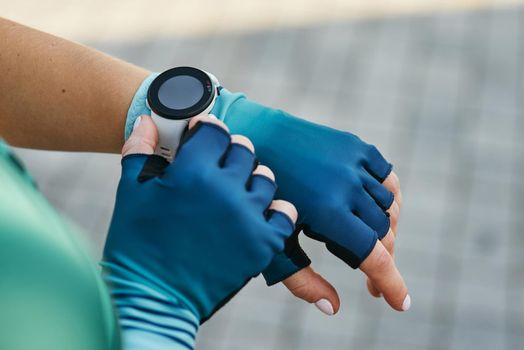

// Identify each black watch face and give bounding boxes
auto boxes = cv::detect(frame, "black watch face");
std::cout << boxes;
[148,67,214,120]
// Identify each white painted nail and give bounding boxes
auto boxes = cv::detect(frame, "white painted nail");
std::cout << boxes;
[132,116,142,131]
[314,299,334,316]
[208,113,218,119]
[402,294,411,311]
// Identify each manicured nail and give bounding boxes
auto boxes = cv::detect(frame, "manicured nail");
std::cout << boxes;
[208,113,218,119]
[314,299,334,316]
[402,294,411,311]
[133,116,142,131]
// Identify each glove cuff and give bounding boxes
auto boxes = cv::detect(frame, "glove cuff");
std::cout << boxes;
[116,297,199,349]
[124,73,159,140]
[209,88,246,120]
[101,261,199,349]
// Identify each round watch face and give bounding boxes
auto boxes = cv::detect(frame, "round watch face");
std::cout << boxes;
[148,67,215,120]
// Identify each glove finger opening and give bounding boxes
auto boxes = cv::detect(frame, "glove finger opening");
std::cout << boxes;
[363,174,395,211]
[262,225,311,286]
[222,142,257,183]
[363,145,392,183]
[320,215,378,269]
[353,191,390,239]
[162,121,231,184]
[248,173,277,210]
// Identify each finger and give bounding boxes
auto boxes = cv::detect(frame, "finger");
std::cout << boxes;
[363,174,394,210]
[367,278,382,298]
[164,116,231,181]
[266,200,298,254]
[231,134,254,152]
[282,266,341,315]
[367,228,396,298]
[249,165,277,210]
[383,171,402,232]
[262,229,311,286]
[318,214,378,269]
[380,228,395,257]
[120,116,161,182]
[354,192,390,239]
[222,135,256,182]
[382,171,402,207]
[360,241,410,311]
[179,114,231,159]
[388,201,400,233]
[252,164,275,181]
[188,114,229,132]
[122,115,158,157]
[268,199,298,224]
[363,144,392,183]
[367,172,401,299]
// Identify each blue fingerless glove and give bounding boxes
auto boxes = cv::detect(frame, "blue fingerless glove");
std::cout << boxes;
[211,92,393,281]
[104,121,294,349]
[125,74,393,287]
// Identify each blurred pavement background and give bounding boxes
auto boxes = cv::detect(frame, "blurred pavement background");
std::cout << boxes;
[2,1,524,349]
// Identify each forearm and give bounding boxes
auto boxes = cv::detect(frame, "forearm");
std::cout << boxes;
[0,17,149,152]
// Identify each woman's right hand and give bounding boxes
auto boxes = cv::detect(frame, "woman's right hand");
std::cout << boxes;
[102,115,297,349]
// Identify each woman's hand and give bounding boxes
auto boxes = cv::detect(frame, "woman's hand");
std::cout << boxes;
[102,115,297,349]
[210,91,409,314]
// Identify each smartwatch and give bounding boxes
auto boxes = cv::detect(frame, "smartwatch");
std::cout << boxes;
[147,66,221,161]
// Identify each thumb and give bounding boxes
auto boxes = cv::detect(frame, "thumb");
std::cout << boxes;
[282,266,340,315]
[122,115,159,157]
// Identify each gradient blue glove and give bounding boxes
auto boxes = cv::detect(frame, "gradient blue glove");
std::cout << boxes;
[103,117,295,349]
[210,90,394,283]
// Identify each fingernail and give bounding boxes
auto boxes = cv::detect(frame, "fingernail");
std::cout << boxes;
[402,294,411,311]
[314,299,334,316]
[208,113,217,119]
[133,116,142,131]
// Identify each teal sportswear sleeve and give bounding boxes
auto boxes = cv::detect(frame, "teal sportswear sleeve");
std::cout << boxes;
[0,140,121,350]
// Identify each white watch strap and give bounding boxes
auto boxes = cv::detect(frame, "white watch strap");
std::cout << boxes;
[151,112,188,162]
[150,71,221,162]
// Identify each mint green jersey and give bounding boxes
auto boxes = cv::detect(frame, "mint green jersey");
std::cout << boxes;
[0,140,121,350]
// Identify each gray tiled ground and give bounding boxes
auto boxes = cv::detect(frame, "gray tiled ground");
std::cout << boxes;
[15,5,524,350]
